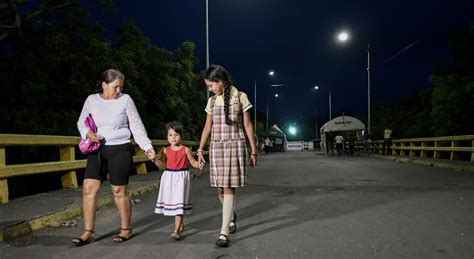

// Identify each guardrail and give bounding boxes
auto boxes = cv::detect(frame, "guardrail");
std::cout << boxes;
[355,135,474,162]
[0,134,208,204]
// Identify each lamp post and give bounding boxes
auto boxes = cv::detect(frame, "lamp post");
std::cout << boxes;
[266,93,279,130]
[205,0,210,99]
[254,70,276,131]
[367,44,371,136]
[313,85,332,120]
[337,31,371,135]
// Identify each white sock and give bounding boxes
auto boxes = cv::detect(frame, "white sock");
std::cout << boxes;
[220,194,234,237]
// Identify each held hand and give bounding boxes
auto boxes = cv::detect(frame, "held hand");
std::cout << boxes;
[145,148,156,161]
[197,152,206,170]
[197,153,206,164]
[199,161,207,171]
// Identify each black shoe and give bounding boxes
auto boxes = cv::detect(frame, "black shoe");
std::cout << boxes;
[72,230,95,246]
[216,234,229,247]
[113,228,133,242]
[229,212,237,234]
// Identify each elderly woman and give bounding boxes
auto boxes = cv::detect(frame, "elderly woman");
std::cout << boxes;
[72,69,155,246]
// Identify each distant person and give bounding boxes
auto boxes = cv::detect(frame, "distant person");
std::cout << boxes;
[326,132,335,156]
[264,137,272,153]
[73,69,155,246]
[320,140,325,153]
[346,134,354,155]
[259,138,265,152]
[382,128,393,155]
[363,133,371,153]
[335,134,344,156]
[196,64,257,247]
[150,122,203,240]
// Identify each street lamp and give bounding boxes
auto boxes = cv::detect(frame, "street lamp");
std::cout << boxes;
[266,93,279,130]
[337,30,371,135]
[313,86,332,120]
[254,70,275,131]
[337,31,349,42]
[288,126,297,136]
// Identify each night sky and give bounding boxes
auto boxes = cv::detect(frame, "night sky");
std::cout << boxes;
[100,0,474,127]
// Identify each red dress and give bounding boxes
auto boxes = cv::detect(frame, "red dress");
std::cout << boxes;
[155,146,192,216]
[165,146,189,170]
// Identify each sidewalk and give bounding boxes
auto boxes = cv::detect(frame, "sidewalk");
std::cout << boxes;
[369,154,474,172]
[0,169,203,241]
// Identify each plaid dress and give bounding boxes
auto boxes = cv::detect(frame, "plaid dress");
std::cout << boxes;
[209,94,248,188]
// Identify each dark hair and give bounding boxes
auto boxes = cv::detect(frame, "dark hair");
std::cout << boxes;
[97,69,125,92]
[204,64,234,125]
[166,121,183,135]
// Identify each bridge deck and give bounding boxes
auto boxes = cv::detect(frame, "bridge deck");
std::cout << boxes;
[1,152,473,258]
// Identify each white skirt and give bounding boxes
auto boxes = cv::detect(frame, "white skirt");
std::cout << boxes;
[155,170,192,216]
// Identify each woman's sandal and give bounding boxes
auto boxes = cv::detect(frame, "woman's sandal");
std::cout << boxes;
[72,230,95,246]
[113,228,132,242]
[170,223,185,241]
[215,233,229,247]
[171,231,182,241]
[179,224,185,233]
[229,212,237,234]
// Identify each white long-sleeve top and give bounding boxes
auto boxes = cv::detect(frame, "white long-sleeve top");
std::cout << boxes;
[77,93,153,151]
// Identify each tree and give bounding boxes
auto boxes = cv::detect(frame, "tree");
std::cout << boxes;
[430,22,474,136]
[0,4,206,140]
[113,20,205,139]
[0,2,111,135]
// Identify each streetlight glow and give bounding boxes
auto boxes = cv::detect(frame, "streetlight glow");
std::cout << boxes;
[289,126,297,136]
[314,85,319,90]
[269,71,275,76]
[338,31,349,42]
[274,93,279,98]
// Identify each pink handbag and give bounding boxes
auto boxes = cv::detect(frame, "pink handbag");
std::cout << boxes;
[79,114,101,154]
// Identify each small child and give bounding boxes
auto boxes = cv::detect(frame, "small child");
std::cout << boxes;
[151,121,202,240]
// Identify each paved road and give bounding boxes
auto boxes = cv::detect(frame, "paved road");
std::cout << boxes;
[1,152,473,258]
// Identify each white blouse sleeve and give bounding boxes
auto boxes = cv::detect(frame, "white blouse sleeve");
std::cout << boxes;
[77,95,92,139]
[125,96,153,151]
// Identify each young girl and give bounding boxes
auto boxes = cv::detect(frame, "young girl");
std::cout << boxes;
[150,121,202,240]
[197,64,257,247]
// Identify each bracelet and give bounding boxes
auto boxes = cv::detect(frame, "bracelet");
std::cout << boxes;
[250,153,257,156]
[197,149,203,153]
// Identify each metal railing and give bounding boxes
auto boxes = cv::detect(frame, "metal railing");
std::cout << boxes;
[0,134,208,204]
[355,135,474,162]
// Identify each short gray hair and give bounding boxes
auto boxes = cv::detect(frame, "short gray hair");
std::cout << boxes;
[101,69,125,83]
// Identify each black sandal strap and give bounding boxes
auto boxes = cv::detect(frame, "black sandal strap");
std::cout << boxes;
[72,229,95,241]
[113,235,130,242]
[218,234,229,240]
[113,228,133,242]
[72,231,95,246]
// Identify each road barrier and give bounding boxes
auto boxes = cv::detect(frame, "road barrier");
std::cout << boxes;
[355,135,474,162]
[0,134,208,204]
[286,141,305,151]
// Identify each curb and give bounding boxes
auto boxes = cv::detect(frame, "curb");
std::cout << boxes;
[369,154,474,172]
[0,182,159,242]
